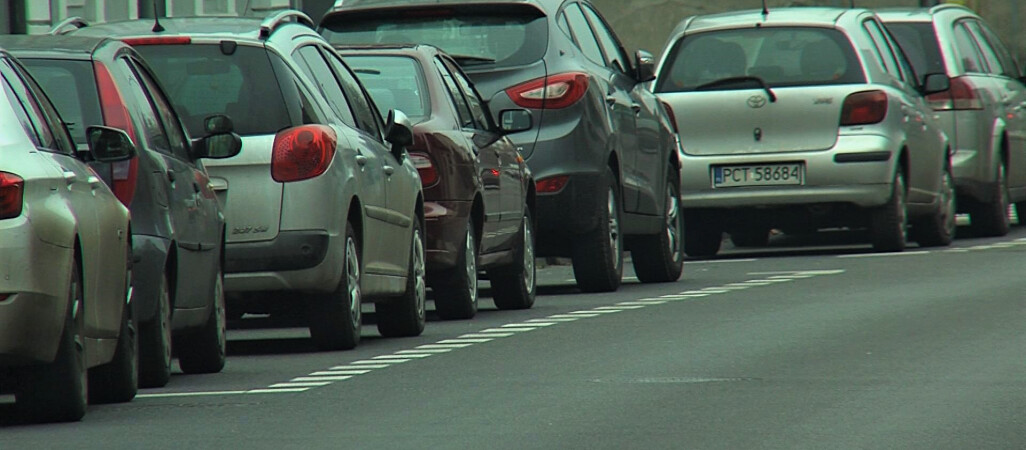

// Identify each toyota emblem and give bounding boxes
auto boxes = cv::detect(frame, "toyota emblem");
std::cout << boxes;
[747,95,767,108]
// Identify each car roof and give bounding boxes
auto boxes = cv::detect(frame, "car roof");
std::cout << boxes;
[324,0,552,17]
[0,34,110,59]
[72,16,267,41]
[876,4,977,23]
[680,7,858,34]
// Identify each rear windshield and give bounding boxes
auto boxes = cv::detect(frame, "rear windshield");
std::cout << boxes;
[322,14,547,68]
[655,27,865,93]
[19,58,101,145]
[884,22,945,80]
[133,44,290,137]
[345,55,430,122]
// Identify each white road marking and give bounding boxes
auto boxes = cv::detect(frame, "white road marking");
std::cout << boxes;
[417,343,473,349]
[351,359,403,365]
[274,381,333,387]
[768,274,814,279]
[838,251,931,258]
[371,355,417,361]
[481,328,534,333]
[624,300,668,305]
[797,270,846,275]
[315,370,372,375]
[519,321,559,326]
[944,248,971,253]
[397,349,452,354]
[699,288,731,293]
[292,376,353,382]
[135,391,248,399]
[714,285,754,290]
[687,258,758,264]
[247,388,311,394]
[548,313,599,318]
[460,333,515,338]
[737,281,771,286]
[331,364,390,370]
[438,338,494,344]
[571,309,620,314]
[539,317,581,322]
[596,305,644,310]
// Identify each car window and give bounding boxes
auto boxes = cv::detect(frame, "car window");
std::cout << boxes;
[655,27,864,93]
[322,49,383,140]
[884,22,947,82]
[434,58,474,129]
[128,58,192,160]
[267,52,326,127]
[951,22,986,74]
[443,58,490,130]
[557,12,572,39]
[563,3,605,66]
[582,4,630,74]
[114,58,172,156]
[1,60,59,152]
[963,21,1012,78]
[2,71,42,147]
[294,45,357,128]
[975,23,1020,79]
[345,55,431,123]
[863,19,903,81]
[19,58,103,146]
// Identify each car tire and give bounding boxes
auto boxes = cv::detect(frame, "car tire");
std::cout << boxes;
[970,161,1010,237]
[489,209,537,310]
[912,169,956,247]
[729,229,771,248]
[309,221,362,350]
[17,262,87,423]
[175,267,227,374]
[433,218,478,320]
[683,212,722,258]
[1016,201,1026,226]
[138,271,172,388]
[632,169,684,283]
[571,168,623,293]
[377,218,427,338]
[870,170,908,252]
[88,301,138,404]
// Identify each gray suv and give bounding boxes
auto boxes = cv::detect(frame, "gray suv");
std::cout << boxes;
[321,0,684,292]
[880,5,1026,235]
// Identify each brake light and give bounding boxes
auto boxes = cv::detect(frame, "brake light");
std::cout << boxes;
[926,76,982,111]
[0,172,24,220]
[840,90,888,126]
[94,62,138,206]
[271,125,337,182]
[0,294,8,302]
[408,152,438,187]
[661,101,679,134]
[121,36,192,46]
[536,175,569,194]
[506,72,589,110]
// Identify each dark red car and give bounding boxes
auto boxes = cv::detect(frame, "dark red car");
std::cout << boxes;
[338,44,536,319]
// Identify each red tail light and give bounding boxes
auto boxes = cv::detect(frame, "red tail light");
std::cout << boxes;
[408,152,438,187]
[661,101,679,134]
[121,36,192,46]
[926,76,983,111]
[271,125,337,182]
[506,72,589,110]
[840,90,888,126]
[94,61,138,206]
[0,172,24,220]
[536,175,569,194]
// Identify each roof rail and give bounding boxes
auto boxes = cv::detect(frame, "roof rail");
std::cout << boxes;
[259,10,315,39]
[49,16,89,35]
[929,3,973,14]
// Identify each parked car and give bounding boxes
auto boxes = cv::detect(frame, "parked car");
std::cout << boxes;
[0,32,242,388]
[338,44,537,318]
[0,49,136,422]
[321,0,684,292]
[652,7,956,256]
[879,4,1026,235]
[70,11,425,349]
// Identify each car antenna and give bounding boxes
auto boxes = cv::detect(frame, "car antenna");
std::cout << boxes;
[850,0,856,8]
[761,0,769,16]
[151,0,165,32]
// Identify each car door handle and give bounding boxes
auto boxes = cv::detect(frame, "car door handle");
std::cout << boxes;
[631,103,642,115]
[166,170,176,183]
[192,182,201,193]
[605,96,617,107]
[62,170,77,185]
[87,176,102,190]
[355,155,368,166]
[383,165,395,176]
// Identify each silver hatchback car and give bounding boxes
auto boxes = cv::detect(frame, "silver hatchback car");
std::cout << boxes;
[653,7,955,256]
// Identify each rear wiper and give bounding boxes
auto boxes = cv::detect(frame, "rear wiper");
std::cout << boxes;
[449,54,497,66]
[353,68,382,75]
[695,76,776,103]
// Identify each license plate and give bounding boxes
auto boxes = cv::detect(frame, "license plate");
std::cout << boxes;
[713,163,805,188]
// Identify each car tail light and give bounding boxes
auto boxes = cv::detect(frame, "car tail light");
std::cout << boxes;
[0,172,24,220]
[94,61,138,206]
[840,90,888,126]
[536,175,569,194]
[0,294,8,302]
[926,76,983,111]
[271,125,337,183]
[408,152,438,187]
[121,36,192,46]
[506,72,589,110]
[661,101,679,134]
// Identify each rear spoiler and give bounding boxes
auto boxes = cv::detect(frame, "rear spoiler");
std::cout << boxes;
[320,2,545,30]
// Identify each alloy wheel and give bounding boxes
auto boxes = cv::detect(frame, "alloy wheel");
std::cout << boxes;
[345,236,362,329]
[665,185,682,263]
[412,229,426,322]
[607,187,620,259]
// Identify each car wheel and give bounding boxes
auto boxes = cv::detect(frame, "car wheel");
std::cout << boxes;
[729,228,771,248]
[88,301,138,404]
[970,161,1010,237]
[377,218,427,338]
[683,211,722,258]
[870,170,908,252]
[571,168,624,293]
[489,208,537,310]
[912,169,956,247]
[138,271,172,388]
[309,221,362,350]
[632,169,684,283]
[17,261,87,422]
[175,266,227,374]
[1016,201,1026,226]
[433,218,478,320]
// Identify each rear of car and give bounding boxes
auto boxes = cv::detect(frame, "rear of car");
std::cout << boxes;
[879,6,1026,235]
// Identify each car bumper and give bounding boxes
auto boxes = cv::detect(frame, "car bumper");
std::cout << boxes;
[223,230,341,293]
[130,234,171,325]
[424,200,472,271]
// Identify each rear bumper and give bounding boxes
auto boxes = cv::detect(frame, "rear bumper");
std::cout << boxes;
[223,230,341,293]
[0,292,65,366]
[424,200,471,271]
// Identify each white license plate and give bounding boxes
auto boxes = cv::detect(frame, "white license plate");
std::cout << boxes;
[713,163,805,188]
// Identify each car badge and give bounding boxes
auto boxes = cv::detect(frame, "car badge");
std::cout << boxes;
[747,95,767,109]
[754,127,763,142]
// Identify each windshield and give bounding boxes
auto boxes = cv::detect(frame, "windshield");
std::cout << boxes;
[884,22,946,81]
[323,14,548,68]
[132,44,291,137]
[344,55,430,122]
[19,58,101,146]
[655,27,865,93]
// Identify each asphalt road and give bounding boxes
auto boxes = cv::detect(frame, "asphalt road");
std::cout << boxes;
[3,222,1025,449]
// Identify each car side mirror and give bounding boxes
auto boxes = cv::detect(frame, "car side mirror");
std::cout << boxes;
[635,49,656,83]
[920,73,950,96]
[192,114,243,159]
[384,109,414,154]
[204,114,235,135]
[499,109,532,134]
[86,126,136,162]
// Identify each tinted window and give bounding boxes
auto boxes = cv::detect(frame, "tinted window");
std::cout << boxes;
[583,5,629,73]
[884,22,946,81]
[326,52,381,139]
[863,20,902,79]
[295,45,357,128]
[443,58,490,129]
[964,21,1006,77]
[1,61,57,150]
[2,73,40,147]
[323,11,547,69]
[346,55,430,123]
[655,27,865,93]
[133,44,291,137]
[19,58,102,146]
[435,58,473,128]
[129,59,192,159]
[951,23,985,73]
[563,3,605,65]
[976,23,1020,79]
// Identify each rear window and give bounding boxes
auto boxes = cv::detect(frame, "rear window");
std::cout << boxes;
[654,27,865,93]
[322,13,547,68]
[19,58,101,146]
[132,44,290,137]
[345,55,430,122]
[884,22,946,79]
